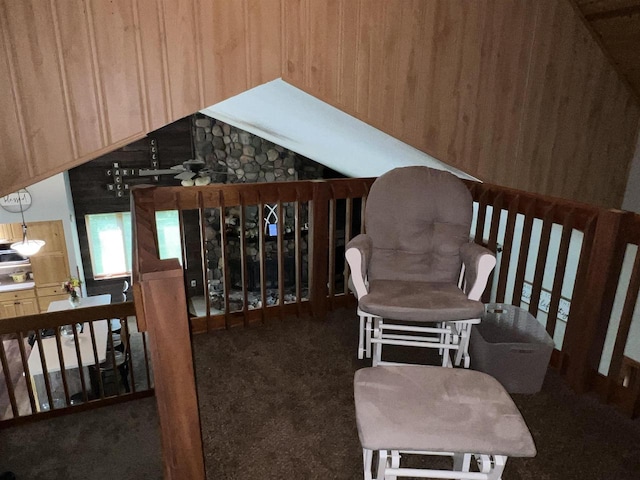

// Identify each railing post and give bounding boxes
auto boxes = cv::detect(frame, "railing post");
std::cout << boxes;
[138,261,206,480]
[132,186,205,479]
[564,209,626,393]
[309,181,330,319]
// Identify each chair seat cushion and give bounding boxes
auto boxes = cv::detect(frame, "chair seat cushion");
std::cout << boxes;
[354,365,537,457]
[359,280,485,322]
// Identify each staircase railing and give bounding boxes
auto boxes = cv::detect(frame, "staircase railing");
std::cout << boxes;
[0,301,153,427]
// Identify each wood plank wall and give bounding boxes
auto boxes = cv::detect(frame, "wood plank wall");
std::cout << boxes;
[0,0,282,197]
[281,0,640,208]
[0,0,638,209]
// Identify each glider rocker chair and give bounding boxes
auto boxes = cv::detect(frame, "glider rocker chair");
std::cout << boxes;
[345,166,496,367]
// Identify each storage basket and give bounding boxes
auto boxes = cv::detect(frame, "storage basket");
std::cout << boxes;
[469,303,555,394]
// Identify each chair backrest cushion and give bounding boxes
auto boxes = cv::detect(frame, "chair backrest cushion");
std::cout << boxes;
[365,166,473,284]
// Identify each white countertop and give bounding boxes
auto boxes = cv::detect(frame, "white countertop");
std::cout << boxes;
[0,281,35,292]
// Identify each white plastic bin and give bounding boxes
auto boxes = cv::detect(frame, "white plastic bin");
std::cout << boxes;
[470,303,555,394]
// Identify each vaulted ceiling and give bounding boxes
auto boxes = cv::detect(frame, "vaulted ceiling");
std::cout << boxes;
[1,1,638,208]
[576,0,640,98]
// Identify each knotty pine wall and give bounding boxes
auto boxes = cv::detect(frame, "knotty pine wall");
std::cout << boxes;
[0,0,638,208]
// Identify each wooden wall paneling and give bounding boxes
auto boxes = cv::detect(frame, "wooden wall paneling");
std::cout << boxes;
[52,0,105,158]
[373,0,404,132]
[471,0,537,185]
[464,0,496,179]
[280,0,638,208]
[389,0,428,147]
[160,0,203,120]
[588,75,640,206]
[438,0,487,175]
[88,0,145,144]
[591,11,640,90]
[246,0,283,88]
[419,0,449,156]
[541,3,636,207]
[0,14,29,191]
[307,0,341,102]
[355,0,386,121]
[575,0,640,16]
[283,0,310,87]
[565,65,618,205]
[518,0,640,208]
[196,0,216,107]
[425,0,483,165]
[135,0,171,131]
[0,1,74,177]
[337,0,359,112]
[517,1,574,195]
[198,0,250,105]
[574,37,640,208]
[0,0,639,207]
[545,11,601,202]
[392,0,435,148]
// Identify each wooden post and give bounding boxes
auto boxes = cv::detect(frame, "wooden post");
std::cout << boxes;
[309,181,329,320]
[132,186,205,479]
[139,261,206,480]
[564,209,625,393]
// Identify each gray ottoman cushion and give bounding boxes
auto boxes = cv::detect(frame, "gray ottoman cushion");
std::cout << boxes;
[354,366,536,457]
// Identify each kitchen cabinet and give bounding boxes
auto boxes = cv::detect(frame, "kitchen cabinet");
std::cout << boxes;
[0,223,23,243]
[0,220,72,315]
[27,221,67,254]
[0,289,38,318]
[36,286,68,312]
[28,221,71,313]
[30,253,68,287]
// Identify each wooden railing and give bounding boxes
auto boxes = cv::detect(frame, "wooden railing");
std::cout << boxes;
[131,177,640,479]
[467,181,640,416]
[0,302,153,427]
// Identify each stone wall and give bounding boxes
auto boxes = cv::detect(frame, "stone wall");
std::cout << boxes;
[193,115,323,184]
[192,115,321,310]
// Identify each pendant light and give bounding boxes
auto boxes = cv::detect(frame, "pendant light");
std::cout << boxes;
[10,190,45,256]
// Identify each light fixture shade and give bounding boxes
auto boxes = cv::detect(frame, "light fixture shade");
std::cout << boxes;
[11,239,45,256]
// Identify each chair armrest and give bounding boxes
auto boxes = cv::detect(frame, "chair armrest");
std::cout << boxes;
[460,242,497,301]
[345,234,373,299]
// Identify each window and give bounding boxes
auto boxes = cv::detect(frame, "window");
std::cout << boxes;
[155,210,182,263]
[85,210,181,279]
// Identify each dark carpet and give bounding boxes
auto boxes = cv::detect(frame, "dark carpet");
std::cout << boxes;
[2,308,640,479]
[193,308,640,480]
[0,397,162,479]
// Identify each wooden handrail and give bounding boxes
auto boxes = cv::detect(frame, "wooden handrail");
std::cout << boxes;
[0,302,136,335]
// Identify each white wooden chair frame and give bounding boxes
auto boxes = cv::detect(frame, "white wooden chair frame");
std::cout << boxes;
[370,316,479,368]
[348,248,495,368]
[362,448,508,480]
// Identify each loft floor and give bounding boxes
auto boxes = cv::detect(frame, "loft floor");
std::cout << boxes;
[2,309,640,479]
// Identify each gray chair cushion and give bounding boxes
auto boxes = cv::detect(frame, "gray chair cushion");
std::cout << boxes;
[360,280,485,322]
[365,167,472,284]
[354,366,537,457]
